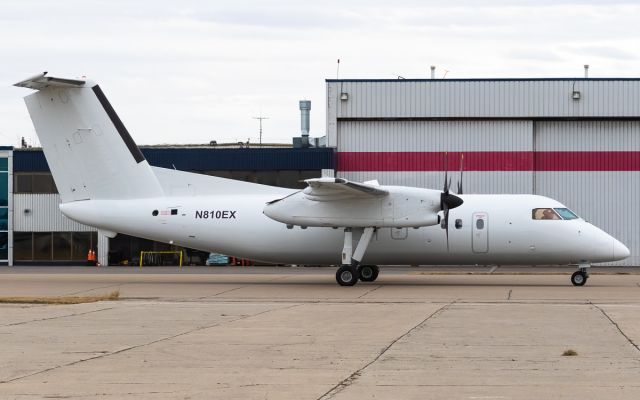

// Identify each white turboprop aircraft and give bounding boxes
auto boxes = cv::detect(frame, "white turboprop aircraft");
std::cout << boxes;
[15,73,630,286]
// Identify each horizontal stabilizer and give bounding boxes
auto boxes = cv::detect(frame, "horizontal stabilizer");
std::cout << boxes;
[14,72,86,91]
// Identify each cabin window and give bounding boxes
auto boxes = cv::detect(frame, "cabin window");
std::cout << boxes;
[554,208,578,220]
[475,219,484,230]
[455,219,463,229]
[532,208,561,220]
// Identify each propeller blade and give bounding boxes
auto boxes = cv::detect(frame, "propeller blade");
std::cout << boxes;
[443,206,450,252]
[457,153,464,195]
[442,152,449,194]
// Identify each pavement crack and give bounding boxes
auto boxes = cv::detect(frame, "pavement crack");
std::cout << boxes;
[199,285,247,299]
[0,303,300,385]
[199,277,285,299]
[316,301,454,400]
[591,302,640,354]
[357,285,383,299]
[1,307,115,328]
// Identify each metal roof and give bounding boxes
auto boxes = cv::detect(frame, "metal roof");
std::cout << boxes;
[326,78,640,82]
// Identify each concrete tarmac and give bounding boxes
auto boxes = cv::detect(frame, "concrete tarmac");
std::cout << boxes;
[1,266,640,399]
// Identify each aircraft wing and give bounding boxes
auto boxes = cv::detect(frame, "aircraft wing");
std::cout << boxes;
[303,178,388,201]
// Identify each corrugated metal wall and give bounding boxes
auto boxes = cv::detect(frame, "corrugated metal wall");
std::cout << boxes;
[337,120,533,193]
[328,79,640,120]
[13,194,96,232]
[535,121,640,266]
[329,80,640,266]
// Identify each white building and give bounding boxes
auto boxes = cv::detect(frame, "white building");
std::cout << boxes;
[326,78,640,266]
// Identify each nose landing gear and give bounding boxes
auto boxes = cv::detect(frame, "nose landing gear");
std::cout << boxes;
[571,264,590,286]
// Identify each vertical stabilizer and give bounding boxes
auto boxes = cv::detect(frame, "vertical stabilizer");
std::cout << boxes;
[16,73,163,202]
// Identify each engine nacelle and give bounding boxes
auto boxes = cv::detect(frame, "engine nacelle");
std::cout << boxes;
[263,186,444,228]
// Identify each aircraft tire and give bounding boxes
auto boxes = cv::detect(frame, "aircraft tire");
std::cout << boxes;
[358,265,379,282]
[336,265,359,286]
[571,271,587,286]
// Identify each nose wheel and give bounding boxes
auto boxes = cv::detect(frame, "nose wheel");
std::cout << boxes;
[571,266,589,286]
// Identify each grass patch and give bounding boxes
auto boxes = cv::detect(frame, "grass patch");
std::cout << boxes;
[0,290,120,305]
[562,349,578,356]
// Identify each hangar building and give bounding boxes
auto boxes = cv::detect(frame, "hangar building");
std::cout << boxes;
[327,78,640,266]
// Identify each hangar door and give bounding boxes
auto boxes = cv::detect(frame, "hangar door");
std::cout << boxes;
[336,120,534,194]
[534,121,640,266]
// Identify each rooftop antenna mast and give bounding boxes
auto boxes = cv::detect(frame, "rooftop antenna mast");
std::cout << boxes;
[253,115,269,147]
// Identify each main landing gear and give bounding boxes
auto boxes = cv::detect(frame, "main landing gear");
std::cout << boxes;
[335,265,380,286]
[335,227,380,286]
[571,264,590,286]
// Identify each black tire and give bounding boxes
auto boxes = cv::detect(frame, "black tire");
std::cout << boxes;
[358,265,379,282]
[571,271,587,286]
[336,265,359,286]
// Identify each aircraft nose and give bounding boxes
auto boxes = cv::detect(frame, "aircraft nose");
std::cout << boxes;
[613,239,630,260]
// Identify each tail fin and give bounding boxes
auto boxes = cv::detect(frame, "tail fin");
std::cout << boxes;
[15,72,163,202]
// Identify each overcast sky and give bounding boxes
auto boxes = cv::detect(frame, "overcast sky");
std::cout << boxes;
[1,0,639,147]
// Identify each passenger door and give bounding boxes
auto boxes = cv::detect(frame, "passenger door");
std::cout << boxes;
[472,212,488,253]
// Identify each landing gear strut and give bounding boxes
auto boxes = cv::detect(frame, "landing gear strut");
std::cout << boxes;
[571,264,590,286]
[336,227,376,286]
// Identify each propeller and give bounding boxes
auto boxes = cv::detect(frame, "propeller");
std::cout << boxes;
[457,153,464,195]
[440,152,464,251]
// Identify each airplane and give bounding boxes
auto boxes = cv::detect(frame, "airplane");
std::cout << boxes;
[15,72,630,287]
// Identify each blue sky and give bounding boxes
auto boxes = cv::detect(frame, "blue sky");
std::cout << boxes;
[1,0,639,146]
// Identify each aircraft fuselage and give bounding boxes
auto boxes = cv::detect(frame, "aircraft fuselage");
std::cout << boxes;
[60,192,627,266]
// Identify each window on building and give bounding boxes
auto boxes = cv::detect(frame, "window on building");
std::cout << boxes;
[455,219,463,229]
[14,231,96,261]
[53,232,72,259]
[0,207,7,231]
[0,232,7,260]
[15,173,33,193]
[0,156,8,261]
[13,232,33,261]
[32,174,57,193]
[13,173,58,194]
[71,232,92,261]
[0,169,7,207]
[33,232,53,260]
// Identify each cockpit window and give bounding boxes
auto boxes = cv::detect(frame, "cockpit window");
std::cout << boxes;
[554,208,579,220]
[532,208,561,220]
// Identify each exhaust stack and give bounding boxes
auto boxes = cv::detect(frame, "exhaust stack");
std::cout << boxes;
[299,100,311,147]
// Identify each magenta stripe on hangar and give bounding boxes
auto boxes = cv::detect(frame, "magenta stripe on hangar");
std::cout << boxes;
[337,151,640,171]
